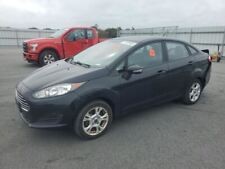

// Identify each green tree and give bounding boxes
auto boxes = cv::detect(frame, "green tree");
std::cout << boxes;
[105,28,117,38]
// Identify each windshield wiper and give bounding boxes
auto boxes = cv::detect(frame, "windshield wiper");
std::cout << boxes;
[70,60,91,68]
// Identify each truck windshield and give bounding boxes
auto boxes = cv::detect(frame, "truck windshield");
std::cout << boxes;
[49,29,68,38]
[69,40,136,67]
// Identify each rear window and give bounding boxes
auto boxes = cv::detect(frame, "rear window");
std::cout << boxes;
[166,42,189,61]
[187,45,198,55]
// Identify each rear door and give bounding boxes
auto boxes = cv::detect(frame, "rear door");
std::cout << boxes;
[164,41,194,97]
[117,41,170,112]
[63,29,87,57]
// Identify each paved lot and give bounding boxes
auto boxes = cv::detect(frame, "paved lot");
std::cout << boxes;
[0,47,225,169]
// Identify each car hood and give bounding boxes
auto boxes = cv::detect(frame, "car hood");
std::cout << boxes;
[21,60,107,91]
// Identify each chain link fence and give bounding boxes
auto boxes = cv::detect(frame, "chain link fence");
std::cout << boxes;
[119,26,225,56]
[1,26,225,57]
[0,28,55,46]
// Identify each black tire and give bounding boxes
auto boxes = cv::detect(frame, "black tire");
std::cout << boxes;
[183,79,202,105]
[39,49,58,66]
[74,100,113,139]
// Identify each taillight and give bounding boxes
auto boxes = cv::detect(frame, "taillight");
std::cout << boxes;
[208,55,212,62]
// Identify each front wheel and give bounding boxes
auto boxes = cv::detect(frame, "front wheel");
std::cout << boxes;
[183,79,202,105]
[39,50,58,66]
[74,100,113,139]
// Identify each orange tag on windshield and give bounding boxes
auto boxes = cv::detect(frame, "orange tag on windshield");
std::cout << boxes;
[149,49,156,57]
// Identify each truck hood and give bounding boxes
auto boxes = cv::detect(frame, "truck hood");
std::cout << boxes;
[24,37,59,44]
[21,60,107,91]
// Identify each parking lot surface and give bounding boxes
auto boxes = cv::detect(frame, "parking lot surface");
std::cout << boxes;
[0,47,225,169]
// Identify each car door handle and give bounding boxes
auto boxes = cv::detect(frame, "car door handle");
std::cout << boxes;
[188,61,193,65]
[157,70,167,74]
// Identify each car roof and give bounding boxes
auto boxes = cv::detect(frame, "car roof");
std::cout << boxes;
[113,36,188,44]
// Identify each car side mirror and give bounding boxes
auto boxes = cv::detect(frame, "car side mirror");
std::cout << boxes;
[127,65,143,74]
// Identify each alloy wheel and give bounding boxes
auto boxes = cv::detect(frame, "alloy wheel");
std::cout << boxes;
[82,106,109,136]
[189,82,201,102]
[43,54,56,65]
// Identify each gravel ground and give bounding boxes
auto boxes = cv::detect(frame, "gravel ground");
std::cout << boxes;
[0,47,225,169]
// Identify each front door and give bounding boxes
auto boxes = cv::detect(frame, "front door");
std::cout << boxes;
[117,41,170,112]
[63,29,87,58]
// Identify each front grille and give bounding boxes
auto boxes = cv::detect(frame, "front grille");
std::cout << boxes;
[23,42,28,52]
[16,90,30,112]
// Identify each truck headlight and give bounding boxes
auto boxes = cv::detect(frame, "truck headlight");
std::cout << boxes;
[33,82,85,99]
[30,43,38,52]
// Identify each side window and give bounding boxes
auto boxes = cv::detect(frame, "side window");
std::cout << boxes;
[87,30,94,39]
[67,29,85,41]
[166,42,189,61]
[187,45,198,55]
[128,42,163,68]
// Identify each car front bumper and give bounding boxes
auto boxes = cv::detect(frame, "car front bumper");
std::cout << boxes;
[23,52,39,62]
[15,85,82,128]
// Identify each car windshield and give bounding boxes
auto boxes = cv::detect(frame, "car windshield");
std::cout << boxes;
[69,40,137,67]
[49,29,68,38]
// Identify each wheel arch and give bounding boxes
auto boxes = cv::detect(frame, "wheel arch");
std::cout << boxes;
[73,89,120,120]
[38,47,60,62]
[93,97,117,118]
[192,68,206,88]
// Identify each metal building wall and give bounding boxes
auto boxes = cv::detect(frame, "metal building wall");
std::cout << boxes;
[0,28,55,46]
[119,26,225,55]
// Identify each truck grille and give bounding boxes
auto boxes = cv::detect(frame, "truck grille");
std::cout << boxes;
[23,42,28,52]
[16,90,30,112]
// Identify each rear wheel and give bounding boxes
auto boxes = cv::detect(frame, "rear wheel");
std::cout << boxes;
[39,50,58,66]
[183,79,202,105]
[74,100,113,139]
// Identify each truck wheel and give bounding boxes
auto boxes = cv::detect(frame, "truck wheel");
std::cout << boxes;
[74,100,113,139]
[183,79,202,105]
[39,50,58,66]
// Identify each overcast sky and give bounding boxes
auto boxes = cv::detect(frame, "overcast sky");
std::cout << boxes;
[0,0,225,29]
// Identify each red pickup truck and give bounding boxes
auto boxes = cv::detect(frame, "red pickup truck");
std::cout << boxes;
[23,27,105,66]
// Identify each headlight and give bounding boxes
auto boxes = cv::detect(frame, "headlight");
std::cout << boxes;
[30,43,38,52]
[33,82,85,99]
